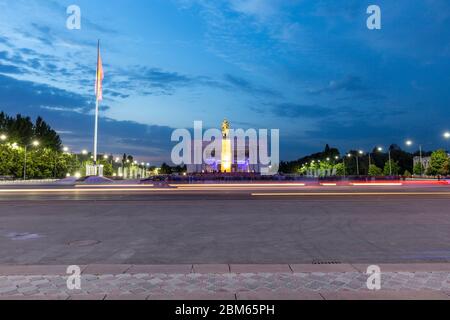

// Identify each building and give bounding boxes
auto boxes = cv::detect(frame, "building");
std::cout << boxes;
[414,153,450,173]
[413,156,431,172]
[187,120,261,174]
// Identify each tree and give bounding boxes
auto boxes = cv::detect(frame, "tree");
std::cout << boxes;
[34,117,62,151]
[413,162,424,176]
[334,163,345,176]
[368,164,383,176]
[403,170,412,177]
[427,150,449,176]
[160,163,172,174]
[383,160,400,176]
[98,159,114,176]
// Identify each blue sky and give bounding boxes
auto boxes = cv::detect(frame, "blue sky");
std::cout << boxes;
[0,0,449,164]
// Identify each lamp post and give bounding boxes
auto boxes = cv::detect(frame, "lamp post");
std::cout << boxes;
[377,147,392,176]
[406,140,422,176]
[347,153,352,176]
[0,134,7,142]
[358,150,364,175]
[347,152,362,175]
[444,132,450,155]
[23,140,40,180]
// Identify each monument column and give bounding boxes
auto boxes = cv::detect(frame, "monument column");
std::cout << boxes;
[221,119,232,173]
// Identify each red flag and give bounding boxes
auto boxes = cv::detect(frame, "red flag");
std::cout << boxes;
[95,41,104,101]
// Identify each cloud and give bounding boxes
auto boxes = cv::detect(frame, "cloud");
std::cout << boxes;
[0,74,175,163]
[0,74,91,111]
[309,76,367,95]
[229,0,280,19]
[224,74,280,97]
[269,103,332,118]
[0,64,22,74]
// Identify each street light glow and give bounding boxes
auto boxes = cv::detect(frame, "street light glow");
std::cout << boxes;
[444,132,450,139]
[358,150,364,155]
[104,154,109,159]
[406,140,413,146]
[377,147,383,152]
[32,140,40,147]
[63,147,69,152]
[0,134,7,141]
[82,150,88,155]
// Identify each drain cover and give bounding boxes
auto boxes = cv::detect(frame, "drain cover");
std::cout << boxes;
[68,240,101,247]
[312,260,342,265]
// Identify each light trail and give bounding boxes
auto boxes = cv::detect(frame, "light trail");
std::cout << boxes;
[75,184,154,188]
[172,183,306,188]
[350,183,403,186]
[252,192,450,197]
[0,188,174,193]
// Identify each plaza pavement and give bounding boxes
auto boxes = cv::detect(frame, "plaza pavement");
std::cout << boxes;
[0,263,449,300]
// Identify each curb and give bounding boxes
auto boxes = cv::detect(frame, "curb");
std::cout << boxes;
[1,263,450,276]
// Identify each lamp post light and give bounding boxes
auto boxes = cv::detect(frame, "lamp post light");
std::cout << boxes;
[0,134,7,141]
[405,140,422,176]
[357,150,364,175]
[23,140,40,180]
[347,152,361,175]
[444,132,450,155]
[81,149,88,155]
[377,147,392,176]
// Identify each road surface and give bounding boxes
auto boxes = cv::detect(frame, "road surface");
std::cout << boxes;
[0,183,449,265]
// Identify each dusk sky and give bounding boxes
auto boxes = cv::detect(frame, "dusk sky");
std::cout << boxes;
[0,0,449,164]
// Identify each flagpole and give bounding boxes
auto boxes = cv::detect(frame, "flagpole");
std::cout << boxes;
[94,97,99,165]
[93,40,100,167]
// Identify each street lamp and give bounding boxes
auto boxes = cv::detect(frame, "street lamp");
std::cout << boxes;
[376,146,392,176]
[347,152,361,175]
[444,132,450,155]
[0,134,7,141]
[81,149,88,155]
[405,140,423,176]
[23,140,40,180]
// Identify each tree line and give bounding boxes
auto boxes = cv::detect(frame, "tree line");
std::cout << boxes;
[0,112,141,179]
[280,144,449,177]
